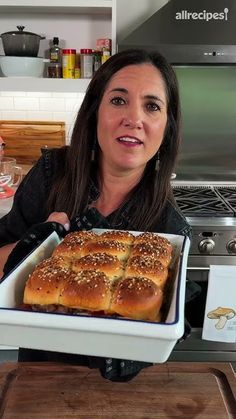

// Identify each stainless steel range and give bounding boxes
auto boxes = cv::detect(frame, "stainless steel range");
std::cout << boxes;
[170,181,236,363]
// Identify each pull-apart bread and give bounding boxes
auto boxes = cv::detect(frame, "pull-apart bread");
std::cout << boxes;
[23,230,173,321]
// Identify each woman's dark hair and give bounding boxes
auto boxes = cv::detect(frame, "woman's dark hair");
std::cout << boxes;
[48,48,181,231]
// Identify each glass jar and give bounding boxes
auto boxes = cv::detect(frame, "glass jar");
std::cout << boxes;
[47,62,62,78]
[101,50,111,65]
[93,51,102,72]
[80,48,93,78]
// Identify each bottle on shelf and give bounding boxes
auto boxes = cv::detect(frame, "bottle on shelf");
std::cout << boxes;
[50,37,62,63]
[101,50,111,65]
[48,37,62,78]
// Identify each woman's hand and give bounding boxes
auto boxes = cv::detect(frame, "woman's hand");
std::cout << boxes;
[46,212,70,231]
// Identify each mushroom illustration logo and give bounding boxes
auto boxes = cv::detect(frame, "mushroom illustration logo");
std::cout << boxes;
[207,307,236,330]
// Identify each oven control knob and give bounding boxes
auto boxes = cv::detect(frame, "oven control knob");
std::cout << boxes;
[226,239,236,254]
[198,238,215,254]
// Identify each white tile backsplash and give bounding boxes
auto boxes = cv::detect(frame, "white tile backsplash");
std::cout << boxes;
[0,91,85,144]
[26,92,52,98]
[2,111,27,119]
[14,97,40,111]
[1,91,27,97]
[0,97,14,110]
[39,98,65,112]
[26,111,54,121]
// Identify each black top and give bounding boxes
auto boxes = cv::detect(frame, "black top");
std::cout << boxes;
[0,148,192,380]
[0,148,191,247]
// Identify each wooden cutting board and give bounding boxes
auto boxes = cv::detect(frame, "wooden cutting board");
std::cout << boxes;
[0,362,235,418]
[0,120,66,165]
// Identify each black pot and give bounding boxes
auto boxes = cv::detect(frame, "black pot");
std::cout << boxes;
[0,26,45,57]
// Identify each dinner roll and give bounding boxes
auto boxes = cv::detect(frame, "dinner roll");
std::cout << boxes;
[99,230,134,246]
[72,252,124,280]
[52,231,97,260]
[133,232,172,253]
[81,239,130,261]
[110,276,163,321]
[23,259,74,306]
[59,270,112,312]
[126,255,168,289]
[64,230,98,243]
[131,242,172,268]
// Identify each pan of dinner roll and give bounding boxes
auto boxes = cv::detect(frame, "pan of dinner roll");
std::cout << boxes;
[23,229,178,322]
[0,229,190,363]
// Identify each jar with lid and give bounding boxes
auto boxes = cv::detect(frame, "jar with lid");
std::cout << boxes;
[93,51,102,72]
[101,50,111,65]
[62,49,76,79]
[80,49,93,78]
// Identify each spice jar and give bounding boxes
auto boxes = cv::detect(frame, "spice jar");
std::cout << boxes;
[74,53,81,79]
[62,49,76,78]
[80,48,93,78]
[101,50,111,65]
[93,51,102,72]
[47,62,62,78]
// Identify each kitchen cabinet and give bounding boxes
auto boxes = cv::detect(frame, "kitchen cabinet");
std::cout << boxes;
[0,0,115,93]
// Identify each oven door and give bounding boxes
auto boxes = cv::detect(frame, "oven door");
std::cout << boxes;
[170,256,236,363]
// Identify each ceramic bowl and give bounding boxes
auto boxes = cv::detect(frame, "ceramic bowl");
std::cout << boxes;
[0,56,47,77]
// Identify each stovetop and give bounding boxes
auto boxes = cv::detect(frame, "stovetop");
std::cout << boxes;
[172,186,236,218]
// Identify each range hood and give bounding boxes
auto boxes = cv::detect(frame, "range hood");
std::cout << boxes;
[118,0,236,64]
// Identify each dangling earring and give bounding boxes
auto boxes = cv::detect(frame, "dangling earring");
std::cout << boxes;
[155,151,160,172]
[91,148,95,162]
[91,138,97,162]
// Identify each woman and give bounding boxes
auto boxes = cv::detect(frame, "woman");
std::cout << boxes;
[0,49,191,379]
[0,48,190,273]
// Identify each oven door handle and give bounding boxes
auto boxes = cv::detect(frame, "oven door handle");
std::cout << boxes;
[187,266,210,271]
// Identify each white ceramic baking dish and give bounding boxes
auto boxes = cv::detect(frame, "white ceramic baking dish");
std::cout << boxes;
[0,230,190,363]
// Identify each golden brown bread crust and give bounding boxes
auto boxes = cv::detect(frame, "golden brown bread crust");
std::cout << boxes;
[72,252,124,280]
[63,230,98,243]
[52,230,97,260]
[125,255,168,289]
[59,270,112,312]
[23,259,75,305]
[133,232,172,251]
[131,242,172,268]
[99,230,135,245]
[23,230,174,322]
[110,276,163,321]
[81,239,130,261]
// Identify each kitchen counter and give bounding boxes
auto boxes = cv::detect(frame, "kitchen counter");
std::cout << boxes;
[0,362,235,417]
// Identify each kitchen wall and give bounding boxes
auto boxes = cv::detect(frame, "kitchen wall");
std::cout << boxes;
[0,91,85,143]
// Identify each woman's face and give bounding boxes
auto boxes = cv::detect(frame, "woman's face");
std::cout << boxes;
[97,63,168,174]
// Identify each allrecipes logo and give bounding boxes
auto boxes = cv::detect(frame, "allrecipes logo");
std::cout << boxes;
[175,7,229,21]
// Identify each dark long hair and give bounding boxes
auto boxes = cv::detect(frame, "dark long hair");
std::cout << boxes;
[48,49,181,230]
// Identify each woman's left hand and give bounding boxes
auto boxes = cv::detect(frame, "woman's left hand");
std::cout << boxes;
[46,211,70,231]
